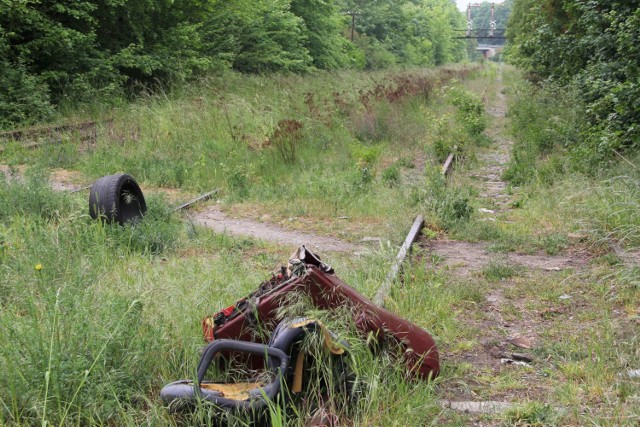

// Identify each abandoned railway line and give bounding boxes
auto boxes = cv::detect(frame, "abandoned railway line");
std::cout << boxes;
[1,65,637,426]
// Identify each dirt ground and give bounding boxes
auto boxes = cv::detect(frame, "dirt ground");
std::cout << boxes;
[426,72,599,423]
[188,205,361,253]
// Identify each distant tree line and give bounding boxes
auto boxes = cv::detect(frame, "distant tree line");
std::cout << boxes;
[0,0,466,128]
[506,0,640,157]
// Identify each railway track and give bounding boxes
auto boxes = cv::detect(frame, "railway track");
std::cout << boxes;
[0,119,110,153]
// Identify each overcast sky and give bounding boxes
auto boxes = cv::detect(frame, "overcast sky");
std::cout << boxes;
[455,0,506,12]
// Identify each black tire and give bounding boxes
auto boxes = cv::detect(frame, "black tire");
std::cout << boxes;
[89,173,147,225]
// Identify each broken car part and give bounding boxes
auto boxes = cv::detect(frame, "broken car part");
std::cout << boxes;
[161,317,350,413]
[373,215,424,306]
[88,173,146,225]
[203,246,440,380]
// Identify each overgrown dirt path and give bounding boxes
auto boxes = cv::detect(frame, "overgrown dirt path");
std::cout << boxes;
[190,206,360,253]
[423,73,589,275]
[1,165,361,253]
[427,71,596,422]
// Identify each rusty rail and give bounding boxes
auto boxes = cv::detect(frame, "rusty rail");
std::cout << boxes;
[70,184,92,194]
[441,145,457,177]
[174,189,219,211]
[373,214,424,306]
[610,241,639,267]
[0,119,109,153]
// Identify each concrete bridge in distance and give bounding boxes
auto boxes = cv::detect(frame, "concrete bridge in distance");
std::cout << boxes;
[477,44,504,59]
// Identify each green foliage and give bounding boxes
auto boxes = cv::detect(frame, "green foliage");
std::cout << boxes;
[446,85,487,136]
[482,260,519,281]
[271,119,305,164]
[415,166,473,230]
[291,0,352,69]
[504,401,555,426]
[428,83,487,164]
[579,174,640,250]
[350,142,382,166]
[381,164,400,188]
[431,112,465,163]
[503,78,584,185]
[205,0,312,73]
[348,0,467,69]
[0,0,469,127]
[0,174,71,222]
[542,233,568,256]
[0,59,54,127]
[507,0,640,158]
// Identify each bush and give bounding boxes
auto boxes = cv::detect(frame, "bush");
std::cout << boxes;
[381,164,400,188]
[0,61,54,128]
[417,166,472,230]
[507,0,640,156]
[503,79,584,185]
[446,85,486,136]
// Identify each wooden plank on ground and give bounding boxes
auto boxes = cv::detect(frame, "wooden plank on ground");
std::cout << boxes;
[373,214,424,306]
[442,152,455,176]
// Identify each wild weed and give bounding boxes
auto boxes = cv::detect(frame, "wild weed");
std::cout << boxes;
[417,166,472,230]
[482,260,520,281]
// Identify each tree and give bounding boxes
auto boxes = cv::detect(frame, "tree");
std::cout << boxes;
[507,0,640,154]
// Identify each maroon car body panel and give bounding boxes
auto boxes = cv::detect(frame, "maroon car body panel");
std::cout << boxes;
[203,266,439,380]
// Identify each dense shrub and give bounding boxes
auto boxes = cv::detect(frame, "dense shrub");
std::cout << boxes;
[0,0,468,127]
[507,0,640,161]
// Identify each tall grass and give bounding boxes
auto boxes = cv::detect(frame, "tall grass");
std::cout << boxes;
[0,169,474,425]
[3,65,481,242]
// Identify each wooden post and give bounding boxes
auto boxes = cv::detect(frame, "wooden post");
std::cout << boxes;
[442,152,455,176]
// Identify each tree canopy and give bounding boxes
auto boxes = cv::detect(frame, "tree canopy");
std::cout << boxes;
[0,0,468,128]
[506,0,640,156]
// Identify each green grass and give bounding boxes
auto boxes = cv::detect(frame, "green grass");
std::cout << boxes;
[482,260,519,281]
[2,65,485,245]
[1,64,638,426]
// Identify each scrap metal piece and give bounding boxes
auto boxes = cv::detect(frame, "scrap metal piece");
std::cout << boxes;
[442,400,513,414]
[161,317,350,414]
[373,215,424,306]
[173,189,219,211]
[203,247,439,380]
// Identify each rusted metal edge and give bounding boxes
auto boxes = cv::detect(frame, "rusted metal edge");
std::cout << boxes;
[70,184,92,193]
[373,214,424,306]
[0,119,111,153]
[442,145,457,176]
[0,120,102,141]
[174,189,219,211]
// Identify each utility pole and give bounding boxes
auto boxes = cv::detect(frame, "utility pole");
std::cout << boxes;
[466,3,481,37]
[345,10,361,42]
[489,3,496,37]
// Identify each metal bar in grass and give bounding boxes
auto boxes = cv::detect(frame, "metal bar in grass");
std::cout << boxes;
[610,241,638,267]
[442,145,457,177]
[373,214,424,307]
[70,184,92,193]
[0,120,104,141]
[0,120,108,154]
[174,189,219,211]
